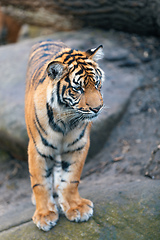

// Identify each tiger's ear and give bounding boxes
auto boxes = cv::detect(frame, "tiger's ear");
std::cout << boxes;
[86,45,104,61]
[47,61,67,80]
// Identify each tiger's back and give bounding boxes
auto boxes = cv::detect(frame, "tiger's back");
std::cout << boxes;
[26,41,67,92]
[25,40,104,231]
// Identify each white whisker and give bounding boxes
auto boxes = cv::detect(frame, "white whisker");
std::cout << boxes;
[55,109,81,124]
[102,105,110,112]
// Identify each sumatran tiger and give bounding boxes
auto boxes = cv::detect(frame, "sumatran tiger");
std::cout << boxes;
[25,40,104,231]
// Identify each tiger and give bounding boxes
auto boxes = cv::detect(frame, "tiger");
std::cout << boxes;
[25,40,104,231]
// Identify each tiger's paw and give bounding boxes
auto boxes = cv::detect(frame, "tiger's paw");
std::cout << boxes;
[62,198,94,222]
[32,209,59,231]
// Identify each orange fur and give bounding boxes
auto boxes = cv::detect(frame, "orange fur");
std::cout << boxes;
[25,41,104,231]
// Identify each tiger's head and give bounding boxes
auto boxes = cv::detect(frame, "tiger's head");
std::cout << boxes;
[46,45,104,122]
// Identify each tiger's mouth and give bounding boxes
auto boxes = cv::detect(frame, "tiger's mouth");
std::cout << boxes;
[84,112,99,120]
[61,106,100,125]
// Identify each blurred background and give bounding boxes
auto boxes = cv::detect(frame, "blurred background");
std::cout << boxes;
[0,1,160,238]
[1,0,160,45]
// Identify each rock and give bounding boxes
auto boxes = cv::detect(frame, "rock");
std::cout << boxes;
[0,41,31,160]
[0,149,11,163]
[0,201,34,232]
[104,47,129,62]
[1,1,160,36]
[0,180,159,239]
[0,29,144,160]
[118,58,140,67]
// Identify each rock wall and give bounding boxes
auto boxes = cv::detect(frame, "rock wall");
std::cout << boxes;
[1,1,160,35]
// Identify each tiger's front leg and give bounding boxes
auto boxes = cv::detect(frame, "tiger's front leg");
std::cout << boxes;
[57,140,94,222]
[28,141,59,231]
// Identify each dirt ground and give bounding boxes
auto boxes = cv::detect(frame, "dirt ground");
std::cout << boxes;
[0,30,160,218]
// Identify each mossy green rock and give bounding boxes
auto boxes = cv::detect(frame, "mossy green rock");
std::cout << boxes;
[0,180,159,240]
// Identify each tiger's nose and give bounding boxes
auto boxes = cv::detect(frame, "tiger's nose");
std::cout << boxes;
[90,105,103,113]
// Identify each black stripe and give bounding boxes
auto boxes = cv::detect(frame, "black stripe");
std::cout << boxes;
[70,181,79,184]
[46,103,64,134]
[67,59,74,65]
[60,120,66,131]
[64,76,71,84]
[50,92,54,104]
[76,56,88,61]
[34,119,57,150]
[30,59,47,81]
[87,204,94,209]
[77,61,87,65]
[62,85,66,97]
[32,183,43,189]
[63,55,73,63]
[28,53,47,67]
[56,52,84,61]
[36,146,55,161]
[39,53,50,60]
[84,75,88,84]
[45,167,53,178]
[76,75,83,83]
[68,115,83,130]
[54,160,61,167]
[73,76,79,85]
[28,126,55,161]
[63,97,73,105]
[53,192,58,198]
[55,49,73,59]
[68,89,76,99]
[70,64,78,73]
[35,72,48,90]
[34,106,47,135]
[75,69,83,76]
[85,67,94,72]
[96,68,102,76]
[62,161,71,172]
[62,145,85,155]
[54,165,61,168]
[64,76,71,87]
[70,53,84,58]
[95,69,99,75]
[71,98,81,106]
[39,76,46,85]
[33,41,53,49]
[57,81,64,105]
[61,179,66,182]
[32,42,63,53]
[68,123,88,147]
